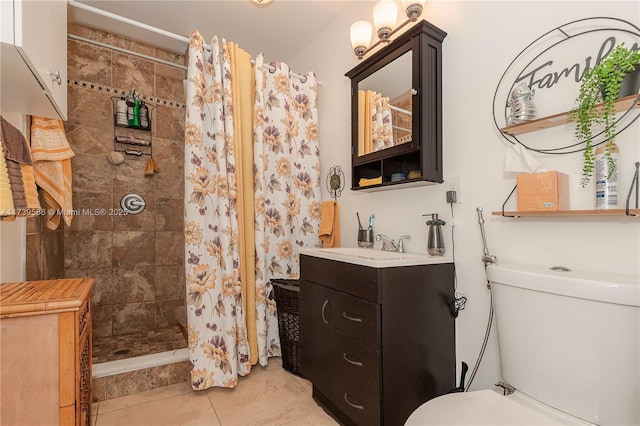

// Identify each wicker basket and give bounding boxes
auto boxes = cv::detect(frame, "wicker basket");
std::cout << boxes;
[272,279,303,377]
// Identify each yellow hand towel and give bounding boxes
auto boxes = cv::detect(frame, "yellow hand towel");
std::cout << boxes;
[319,201,340,248]
[359,176,382,187]
[20,164,41,211]
[30,117,74,230]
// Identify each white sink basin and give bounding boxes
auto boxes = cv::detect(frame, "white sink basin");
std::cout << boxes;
[299,247,453,268]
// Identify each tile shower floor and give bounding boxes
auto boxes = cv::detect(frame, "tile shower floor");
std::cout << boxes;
[92,325,187,364]
[92,357,338,426]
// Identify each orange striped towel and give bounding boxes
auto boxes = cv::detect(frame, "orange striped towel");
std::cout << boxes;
[30,117,74,230]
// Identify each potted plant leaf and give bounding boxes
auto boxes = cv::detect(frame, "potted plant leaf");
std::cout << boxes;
[569,43,640,186]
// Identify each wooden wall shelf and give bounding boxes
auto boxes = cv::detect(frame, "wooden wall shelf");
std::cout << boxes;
[501,94,640,136]
[492,209,639,217]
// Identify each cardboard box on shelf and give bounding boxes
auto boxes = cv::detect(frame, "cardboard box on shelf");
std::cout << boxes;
[517,171,570,211]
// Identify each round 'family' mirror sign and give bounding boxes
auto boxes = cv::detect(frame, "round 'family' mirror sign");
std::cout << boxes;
[493,17,640,154]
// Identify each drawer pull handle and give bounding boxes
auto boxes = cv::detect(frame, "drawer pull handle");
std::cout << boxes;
[321,300,329,325]
[342,312,362,323]
[344,393,364,410]
[342,353,363,367]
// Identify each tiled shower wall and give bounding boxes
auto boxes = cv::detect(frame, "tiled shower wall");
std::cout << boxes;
[63,24,186,340]
[25,194,65,281]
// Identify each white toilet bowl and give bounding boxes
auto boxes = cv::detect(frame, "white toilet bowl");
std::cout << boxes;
[405,263,638,425]
[405,389,592,425]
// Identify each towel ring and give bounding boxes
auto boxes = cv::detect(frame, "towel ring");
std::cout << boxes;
[326,165,345,201]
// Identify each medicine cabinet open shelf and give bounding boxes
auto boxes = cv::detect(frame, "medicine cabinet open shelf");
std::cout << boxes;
[492,209,639,217]
[500,94,640,136]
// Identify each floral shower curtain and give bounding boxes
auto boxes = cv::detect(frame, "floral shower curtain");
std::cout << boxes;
[184,33,321,388]
[253,54,321,365]
[357,90,393,154]
[371,91,394,151]
[184,32,250,389]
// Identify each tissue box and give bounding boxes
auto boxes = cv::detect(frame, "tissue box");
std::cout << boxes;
[517,171,569,211]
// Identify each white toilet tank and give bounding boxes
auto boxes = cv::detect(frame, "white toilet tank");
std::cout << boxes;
[487,263,639,426]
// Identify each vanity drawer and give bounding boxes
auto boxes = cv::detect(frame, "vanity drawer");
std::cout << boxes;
[330,289,380,349]
[333,329,380,390]
[332,375,381,426]
[301,255,379,303]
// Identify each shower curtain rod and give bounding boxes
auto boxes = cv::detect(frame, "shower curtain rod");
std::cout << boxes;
[67,0,310,81]
[389,105,412,115]
[67,33,189,70]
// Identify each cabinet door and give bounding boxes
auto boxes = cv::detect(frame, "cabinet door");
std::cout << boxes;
[300,281,335,396]
[0,314,60,425]
[14,0,54,89]
[48,0,67,118]
[2,0,67,119]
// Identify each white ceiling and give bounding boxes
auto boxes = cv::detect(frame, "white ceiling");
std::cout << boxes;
[68,0,354,62]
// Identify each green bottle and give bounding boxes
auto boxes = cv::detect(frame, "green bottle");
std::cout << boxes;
[131,95,141,127]
[127,89,141,127]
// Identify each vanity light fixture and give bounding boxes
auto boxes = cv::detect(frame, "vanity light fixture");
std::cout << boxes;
[373,0,398,41]
[350,0,426,59]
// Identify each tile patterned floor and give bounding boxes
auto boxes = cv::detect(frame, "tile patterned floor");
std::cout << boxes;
[93,325,187,364]
[92,358,338,426]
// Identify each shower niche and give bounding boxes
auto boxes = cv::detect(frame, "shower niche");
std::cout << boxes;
[346,20,447,191]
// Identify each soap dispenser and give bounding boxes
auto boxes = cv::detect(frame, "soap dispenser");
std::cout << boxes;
[424,213,445,256]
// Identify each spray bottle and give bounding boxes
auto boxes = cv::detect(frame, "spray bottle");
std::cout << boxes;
[595,142,620,209]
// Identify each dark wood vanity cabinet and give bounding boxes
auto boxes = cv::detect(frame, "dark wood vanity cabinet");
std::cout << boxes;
[300,255,455,426]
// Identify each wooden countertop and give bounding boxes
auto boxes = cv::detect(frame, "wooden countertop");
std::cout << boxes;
[0,278,94,317]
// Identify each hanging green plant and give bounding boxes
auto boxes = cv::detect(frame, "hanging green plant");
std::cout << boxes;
[568,43,640,187]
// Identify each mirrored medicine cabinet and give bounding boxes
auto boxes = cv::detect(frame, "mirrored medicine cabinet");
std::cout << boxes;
[346,20,447,190]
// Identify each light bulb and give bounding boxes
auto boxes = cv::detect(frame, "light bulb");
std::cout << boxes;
[402,0,425,20]
[350,21,372,59]
[373,0,398,41]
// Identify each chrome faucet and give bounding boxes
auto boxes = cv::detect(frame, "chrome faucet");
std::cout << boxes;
[397,235,411,252]
[375,234,411,252]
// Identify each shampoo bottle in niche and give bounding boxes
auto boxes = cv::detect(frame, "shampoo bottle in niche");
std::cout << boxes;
[116,97,128,126]
[131,95,141,127]
[424,213,445,256]
[127,89,141,127]
[595,142,619,209]
[139,101,149,129]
